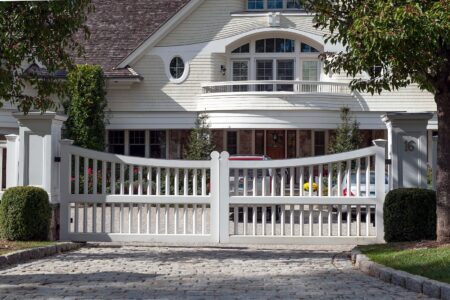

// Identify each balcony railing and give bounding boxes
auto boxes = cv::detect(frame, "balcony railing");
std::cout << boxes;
[201,81,352,95]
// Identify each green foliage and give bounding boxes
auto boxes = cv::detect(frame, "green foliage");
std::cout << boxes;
[0,187,51,241]
[384,188,436,242]
[329,107,362,154]
[0,1,92,113]
[303,0,449,94]
[184,112,216,160]
[64,65,107,151]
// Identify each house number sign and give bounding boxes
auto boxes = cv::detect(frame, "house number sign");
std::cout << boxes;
[404,140,416,152]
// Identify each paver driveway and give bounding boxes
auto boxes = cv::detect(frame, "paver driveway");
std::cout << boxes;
[0,245,429,299]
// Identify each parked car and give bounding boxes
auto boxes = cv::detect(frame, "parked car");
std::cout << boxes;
[336,171,389,221]
[340,171,389,197]
[229,155,272,195]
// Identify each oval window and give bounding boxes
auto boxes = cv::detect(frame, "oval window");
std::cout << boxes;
[169,57,185,79]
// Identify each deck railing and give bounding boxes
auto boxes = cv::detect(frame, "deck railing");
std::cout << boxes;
[201,80,352,95]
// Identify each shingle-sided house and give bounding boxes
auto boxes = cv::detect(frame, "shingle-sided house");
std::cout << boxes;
[0,0,438,161]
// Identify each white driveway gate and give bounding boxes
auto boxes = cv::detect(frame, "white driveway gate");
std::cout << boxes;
[59,139,386,245]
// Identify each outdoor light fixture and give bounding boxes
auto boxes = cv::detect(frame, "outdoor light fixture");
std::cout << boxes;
[220,65,227,76]
[273,133,278,142]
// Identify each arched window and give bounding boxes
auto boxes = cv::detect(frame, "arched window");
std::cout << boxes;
[301,43,319,53]
[248,0,301,10]
[169,57,185,79]
[232,43,250,54]
[255,38,295,53]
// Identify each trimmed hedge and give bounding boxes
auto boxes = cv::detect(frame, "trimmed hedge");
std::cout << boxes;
[0,187,51,241]
[384,188,436,242]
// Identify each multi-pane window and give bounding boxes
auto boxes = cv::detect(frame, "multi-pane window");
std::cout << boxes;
[169,57,185,79]
[232,43,250,54]
[150,130,166,159]
[255,130,265,155]
[108,130,125,155]
[256,60,274,91]
[268,0,283,9]
[286,0,301,9]
[256,38,295,53]
[287,130,297,158]
[314,131,326,156]
[227,131,238,155]
[277,59,295,91]
[302,61,319,81]
[301,43,319,53]
[248,0,302,10]
[232,61,249,92]
[129,130,146,157]
[302,61,319,92]
[248,0,264,9]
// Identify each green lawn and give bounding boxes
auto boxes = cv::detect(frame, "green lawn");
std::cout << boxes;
[0,241,56,255]
[360,243,450,284]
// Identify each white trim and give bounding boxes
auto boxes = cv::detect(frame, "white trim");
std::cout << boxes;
[118,0,206,68]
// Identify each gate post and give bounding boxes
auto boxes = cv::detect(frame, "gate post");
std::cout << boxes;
[219,152,230,243]
[382,112,433,189]
[12,112,67,203]
[5,134,19,188]
[12,112,67,240]
[373,139,387,243]
[209,151,220,243]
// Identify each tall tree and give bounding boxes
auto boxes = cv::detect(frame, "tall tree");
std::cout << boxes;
[303,0,450,242]
[329,107,362,154]
[184,112,216,160]
[0,1,92,113]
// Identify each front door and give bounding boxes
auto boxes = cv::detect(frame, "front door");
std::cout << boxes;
[266,130,285,159]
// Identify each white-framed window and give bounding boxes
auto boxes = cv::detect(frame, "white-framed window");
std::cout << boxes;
[108,130,125,155]
[170,57,185,79]
[232,60,249,92]
[167,56,189,84]
[247,0,302,10]
[226,131,238,155]
[229,37,322,90]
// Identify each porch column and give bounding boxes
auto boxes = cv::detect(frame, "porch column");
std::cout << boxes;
[12,112,67,203]
[382,112,433,189]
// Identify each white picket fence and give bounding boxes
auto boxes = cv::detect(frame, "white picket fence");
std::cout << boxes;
[59,139,387,245]
[59,140,220,243]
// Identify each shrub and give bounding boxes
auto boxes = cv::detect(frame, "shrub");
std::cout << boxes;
[0,187,51,241]
[384,188,436,242]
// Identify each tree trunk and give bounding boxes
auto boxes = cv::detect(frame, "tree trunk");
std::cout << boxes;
[436,90,450,243]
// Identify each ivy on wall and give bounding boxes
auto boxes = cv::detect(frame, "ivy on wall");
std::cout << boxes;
[64,65,107,151]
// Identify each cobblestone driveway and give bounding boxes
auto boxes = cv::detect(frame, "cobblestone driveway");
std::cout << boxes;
[0,245,429,299]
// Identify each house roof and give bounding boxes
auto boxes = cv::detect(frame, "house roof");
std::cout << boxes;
[74,0,192,78]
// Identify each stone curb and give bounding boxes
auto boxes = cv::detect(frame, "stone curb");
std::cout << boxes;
[352,246,450,300]
[0,242,83,269]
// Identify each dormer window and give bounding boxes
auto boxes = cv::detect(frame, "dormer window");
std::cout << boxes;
[248,0,302,10]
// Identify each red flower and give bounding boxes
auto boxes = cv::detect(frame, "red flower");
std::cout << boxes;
[88,168,93,175]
